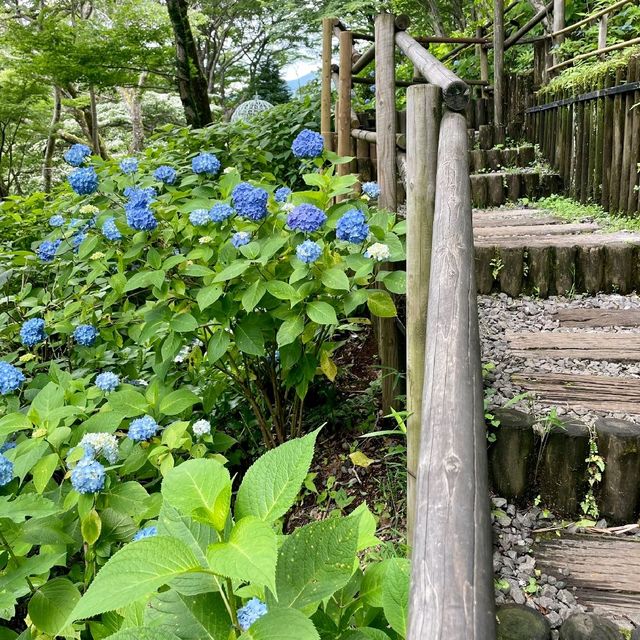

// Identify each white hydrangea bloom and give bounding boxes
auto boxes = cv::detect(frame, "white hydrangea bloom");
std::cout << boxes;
[192,419,211,437]
[282,202,295,212]
[364,242,391,262]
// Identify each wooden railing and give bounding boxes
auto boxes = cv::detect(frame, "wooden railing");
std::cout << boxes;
[321,13,495,639]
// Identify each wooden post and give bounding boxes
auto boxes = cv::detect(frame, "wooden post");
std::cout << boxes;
[598,15,608,56]
[375,13,399,416]
[408,109,496,639]
[406,84,441,548]
[494,0,506,144]
[321,19,335,152]
[552,0,565,66]
[337,30,353,175]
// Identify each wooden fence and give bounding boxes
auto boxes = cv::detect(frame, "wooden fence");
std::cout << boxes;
[322,13,495,639]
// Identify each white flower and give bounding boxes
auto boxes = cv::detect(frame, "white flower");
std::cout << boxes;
[174,345,191,363]
[223,167,234,174]
[79,204,99,215]
[192,419,211,437]
[282,202,295,213]
[364,242,390,262]
[199,236,213,244]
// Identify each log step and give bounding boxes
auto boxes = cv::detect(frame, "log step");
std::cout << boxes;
[506,331,640,361]
[473,208,562,227]
[474,222,600,238]
[551,308,640,328]
[470,171,562,208]
[469,145,536,172]
[511,372,640,414]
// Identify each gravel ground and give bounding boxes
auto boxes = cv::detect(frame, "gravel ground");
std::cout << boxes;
[479,292,640,424]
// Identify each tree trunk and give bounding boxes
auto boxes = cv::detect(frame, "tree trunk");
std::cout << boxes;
[166,0,213,128]
[42,86,62,193]
[118,73,146,152]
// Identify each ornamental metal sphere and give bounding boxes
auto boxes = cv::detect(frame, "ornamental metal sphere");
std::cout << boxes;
[231,96,274,122]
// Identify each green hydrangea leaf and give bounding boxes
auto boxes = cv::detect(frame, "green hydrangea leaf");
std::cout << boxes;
[238,608,320,640]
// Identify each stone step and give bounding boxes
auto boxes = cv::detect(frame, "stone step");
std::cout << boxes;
[470,171,562,208]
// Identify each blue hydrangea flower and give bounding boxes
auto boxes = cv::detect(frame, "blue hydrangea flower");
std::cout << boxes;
[336,209,369,244]
[0,454,13,487]
[192,152,221,176]
[209,203,234,222]
[63,144,91,167]
[37,239,61,262]
[361,181,381,198]
[70,458,106,494]
[0,441,16,454]
[232,183,268,221]
[124,187,157,231]
[0,362,25,395]
[78,432,119,464]
[95,372,120,393]
[237,598,268,631]
[68,167,99,195]
[102,217,122,241]
[296,240,322,264]
[74,324,99,347]
[19,318,47,347]
[128,415,159,441]
[132,525,158,541]
[189,209,210,227]
[274,187,292,203]
[154,165,178,185]
[49,215,65,227]
[231,231,251,248]
[71,230,87,251]
[292,129,324,158]
[119,157,138,174]
[287,204,327,233]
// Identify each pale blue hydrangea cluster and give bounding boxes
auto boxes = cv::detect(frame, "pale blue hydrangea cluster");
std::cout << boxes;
[102,217,122,241]
[71,230,87,251]
[128,415,159,441]
[232,183,268,221]
[237,598,268,631]
[74,324,99,346]
[0,361,25,395]
[291,129,324,158]
[361,181,381,198]
[287,204,327,233]
[71,457,106,494]
[231,231,251,248]
[336,209,369,243]
[124,186,157,231]
[78,432,119,464]
[209,203,234,222]
[192,152,221,176]
[296,240,322,264]
[274,187,291,203]
[49,215,65,227]
[0,441,16,453]
[19,318,47,347]
[37,239,61,262]
[192,419,211,437]
[63,144,91,167]
[132,525,157,541]
[0,454,13,487]
[154,165,178,185]
[189,209,210,227]
[119,157,138,174]
[68,166,99,195]
[95,372,120,393]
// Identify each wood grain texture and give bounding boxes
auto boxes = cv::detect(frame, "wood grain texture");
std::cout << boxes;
[321,18,335,151]
[473,222,599,237]
[552,308,640,328]
[406,84,440,545]
[408,110,495,640]
[493,0,505,142]
[337,30,353,176]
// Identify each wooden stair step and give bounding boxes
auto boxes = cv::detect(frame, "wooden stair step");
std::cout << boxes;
[474,222,599,238]
[470,171,562,208]
[535,534,640,619]
[506,330,640,361]
[511,372,640,413]
[475,231,640,248]
[552,308,640,328]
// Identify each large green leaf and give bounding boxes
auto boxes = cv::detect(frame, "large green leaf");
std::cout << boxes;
[235,430,318,523]
[105,629,181,640]
[366,291,397,318]
[69,537,204,621]
[234,316,265,356]
[146,589,230,640]
[238,608,319,640]
[272,516,359,610]
[242,280,267,312]
[0,494,58,523]
[161,459,231,530]
[28,578,80,636]
[107,390,149,418]
[276,315,304,347]
[207,330,231,363]
[196,284,224,311]
[214,260,250,282]
[124,270,165,292]
[105,481,149,516]
[206,516,277,594]
[320,268,350,291]
[159,389,200,416]
[381,558,410,638]
[306,301,338,325]
[0,413,31,439]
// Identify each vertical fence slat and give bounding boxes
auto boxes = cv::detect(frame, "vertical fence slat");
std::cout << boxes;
[408,108,496,639]
[406,84,441,547]
[375,13,400,416]
[337,30,353,175]
[321,19,335,152]
[493,0,505,144]
[610,67,625,211]
[601,73,615,209]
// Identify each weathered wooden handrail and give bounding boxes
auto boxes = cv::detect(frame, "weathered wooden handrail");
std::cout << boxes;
[504,0,553,49]
[351,75,489,88]
[547,36,640,73]
[351,128,406,149]
[352,45,375,74]
[548,0,634,39]
[395,30,470,111]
